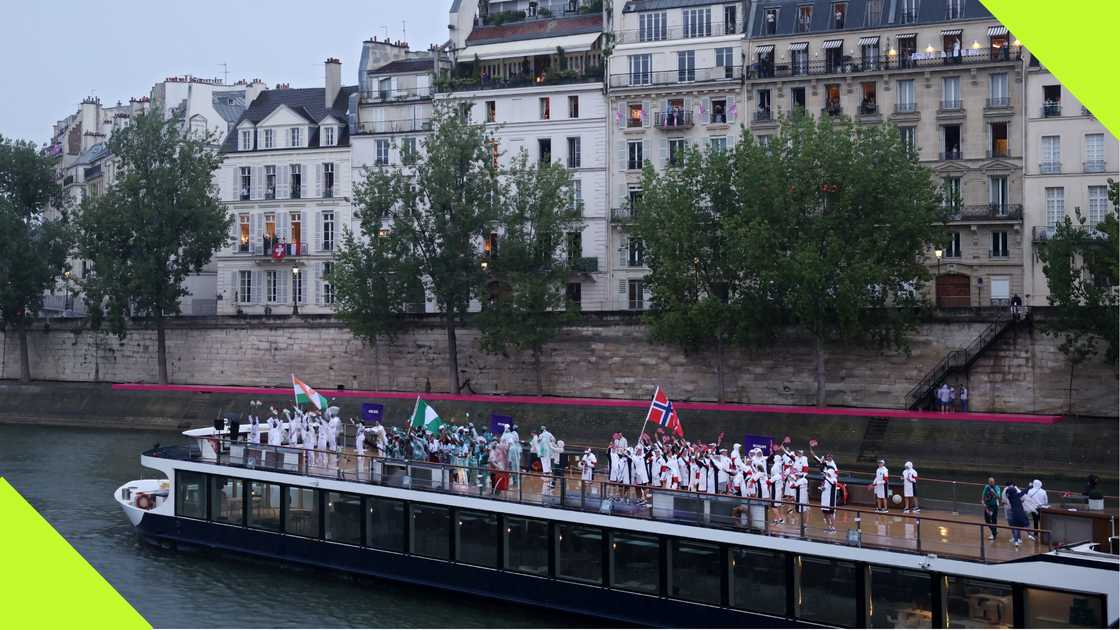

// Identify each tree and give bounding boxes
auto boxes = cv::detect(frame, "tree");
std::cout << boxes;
[77,109,230,384]
[758,116,946,405]
[0,136,73,382]
[338,104,500,392]
[475,151,581,394]
[1037,179,1119,413]
[633,143,778,402]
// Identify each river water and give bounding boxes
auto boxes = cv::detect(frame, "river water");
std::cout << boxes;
[0,424,591,628]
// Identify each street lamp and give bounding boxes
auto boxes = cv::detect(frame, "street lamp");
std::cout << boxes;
[292,267,300,316]
[933,247,944,307]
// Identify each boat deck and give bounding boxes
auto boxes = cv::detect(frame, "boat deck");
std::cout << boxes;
[149,439,1062,565]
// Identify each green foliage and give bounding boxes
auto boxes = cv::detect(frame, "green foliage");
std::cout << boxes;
[484,10,526,25]
[77,109,230,382]
[1037,180,1119,368]
[579,0,604,14]
[474,151,582,392]
[338,104,501,391]
[0,136,73,380]
[635,114,946,404]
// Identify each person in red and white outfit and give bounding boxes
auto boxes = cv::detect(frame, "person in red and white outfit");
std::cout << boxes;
[902,461,920,513]
[873,459,890,513]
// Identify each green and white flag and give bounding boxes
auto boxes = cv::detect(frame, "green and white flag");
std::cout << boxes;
[292,374,329,410]
[410,398,443,432]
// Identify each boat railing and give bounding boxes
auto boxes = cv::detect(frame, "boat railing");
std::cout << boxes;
[148,439,1059,564]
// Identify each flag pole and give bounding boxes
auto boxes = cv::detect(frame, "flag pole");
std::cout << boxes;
[408,394,420,432]
[634,385,657,446]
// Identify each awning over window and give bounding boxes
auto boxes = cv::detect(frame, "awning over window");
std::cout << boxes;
[822,39,843,50]
[788,41,809,52]
[941,28,963,37]
[857,36,880,46]
[987,25,1009,37]
[754,44,775,54]
[458,32,601,61]
[896,32,917,40]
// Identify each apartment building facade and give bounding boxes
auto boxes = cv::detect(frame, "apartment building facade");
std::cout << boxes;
[214,60,357,316]
[441,0,612,311]
[744,0,1027,308]
[1022,63,1119,306]
[606,0,748,310]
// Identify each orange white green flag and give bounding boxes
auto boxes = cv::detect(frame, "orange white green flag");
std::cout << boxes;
[292,374,329,410]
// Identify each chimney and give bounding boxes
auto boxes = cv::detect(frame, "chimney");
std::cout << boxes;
[325,58,342,108]
[79,97,101,151]
[244,79,266,105]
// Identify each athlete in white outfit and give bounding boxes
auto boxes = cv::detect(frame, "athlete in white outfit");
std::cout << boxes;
[770,456,786,523]
[873,459,889,513]
[579,448,597,483]
[902,461,920,513]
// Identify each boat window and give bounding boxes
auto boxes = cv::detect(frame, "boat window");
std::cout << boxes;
[610,532,660,595]
[456,510,498,568]
[175,470,207,519]
[944,576,1013,629]
[730,547,787,615]
[209,476,244,525]
[365,497,405,552]
[324,492,362,546]
[869,566,933,628]
[504,516,549,576]
[284,487,319,538]
[797,555,860,627]
[556,524,602,585]
[1024,587,1104,628]
[247,481,282,531]
[670,539,721,605]
[410,504,450,560]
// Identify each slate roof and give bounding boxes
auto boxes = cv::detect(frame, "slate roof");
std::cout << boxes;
[219,85,357,154]
[212,90,247,123]
[465,14,602,45]
[624,0,720,12]
[369,58,435,75]
[749,0,995,37]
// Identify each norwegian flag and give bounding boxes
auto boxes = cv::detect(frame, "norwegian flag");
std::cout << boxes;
[646,386,684,437]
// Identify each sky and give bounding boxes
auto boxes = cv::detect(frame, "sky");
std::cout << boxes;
[0,1,449,143]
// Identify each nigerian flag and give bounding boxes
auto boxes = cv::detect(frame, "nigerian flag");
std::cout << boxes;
[292,374,329,410]
[410,398,443,431]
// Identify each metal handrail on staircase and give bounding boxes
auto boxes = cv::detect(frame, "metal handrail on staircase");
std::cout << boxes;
[906,312,1014,409]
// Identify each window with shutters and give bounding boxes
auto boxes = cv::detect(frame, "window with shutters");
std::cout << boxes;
[1088,185,1110,225]
[263,212,276,255]
[293,269,304,304]
[240,129,253,151]
[323,262,336,305]
[264,165,276,199]
[627,238,644,267]
[627,279,644,310]
[539,97,550,120]
[290,127,301,147]
[323,126,336,146]
[290,212,303,253]
[627,102,644,128]
[682,8,711,38]
[266,271,279,302]
[710,98,727,123]
[567,137,581,168]
[375,139,390,165]
[1045,187,1065,226]
[238,214,250,252]
[238,270,252,304]
[569,178,582,212]
[321,211,335,251]
[290,164,302,198]
[627,140,643,170]
[263,129,274,149]
[323,163,335,198]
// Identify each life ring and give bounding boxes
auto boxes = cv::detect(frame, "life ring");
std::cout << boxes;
[135,493,154,510]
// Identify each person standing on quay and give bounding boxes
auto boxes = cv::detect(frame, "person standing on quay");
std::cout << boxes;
[959,386,969,412]
[902,461,920,513]
[1024,479,1049,540]
[873,459,890,513]
[1003,481,1030,547]
[982,477,1002,541]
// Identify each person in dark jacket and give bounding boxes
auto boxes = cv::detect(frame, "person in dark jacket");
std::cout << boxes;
[981,478,1002,540]
[1003,480,1030,547]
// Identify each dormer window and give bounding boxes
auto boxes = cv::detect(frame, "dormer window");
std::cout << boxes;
[263,128,274,149]
[290,127,301,147]
[323,126,336,146]
[240,129,253,151]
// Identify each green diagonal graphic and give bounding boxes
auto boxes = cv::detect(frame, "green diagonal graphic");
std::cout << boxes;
[981,0,1120,137]
[0,478,149,629]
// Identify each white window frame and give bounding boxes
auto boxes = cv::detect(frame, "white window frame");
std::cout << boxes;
[375,139,390,165]
[290,127,301,147]
[639,11,667,42]
[323,126,336,146]
[240,129,253,151]
[321,210,335,251]
[1045,187,1065,226]
[266,270,279,303]
[897,79,916,110]
[629,54,651,86]
[709,136,728,153]
[627,140,643,170]
[238,270,252,304]
[682,7,712,38]
[1087,185,1109,225]
[263,128,274,149]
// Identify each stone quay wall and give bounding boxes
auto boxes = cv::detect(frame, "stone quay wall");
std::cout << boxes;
[0,312,1115,416]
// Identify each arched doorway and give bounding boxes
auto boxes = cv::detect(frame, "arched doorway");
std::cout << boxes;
[936,273,971,308]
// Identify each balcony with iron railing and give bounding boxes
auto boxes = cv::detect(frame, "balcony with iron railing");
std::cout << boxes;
[984,97,1011,109]
[1039,161,1062,174]
[938,150,963,161]
[894,102,918,114]
[752,108,774,123]
[569,256,599,273]
[952,204,1023,222]
[360,87,433,103]
[438,66,603,93]
[821,102,843,118]
[939,99,963,112]
[1032,225,1057,242]
[747,49,1020,81]
[356,118,433,135]
[1042,102,1062,118]
[609,65,742,89]
[237,238,311,257]
[616,21,737,45]
[654,110,694,130]
[1084,160,1107,173]
[986,147,1011,159]
[610,206,639,223]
